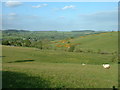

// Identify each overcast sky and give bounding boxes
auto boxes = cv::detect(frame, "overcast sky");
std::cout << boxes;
[2,1,118,31]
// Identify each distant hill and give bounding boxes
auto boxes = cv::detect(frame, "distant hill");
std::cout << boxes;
[2,30,104,40]
[2,30,29,33]
[71,30,95,32]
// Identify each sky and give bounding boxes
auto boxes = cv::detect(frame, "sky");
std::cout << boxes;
[1,1,118,31]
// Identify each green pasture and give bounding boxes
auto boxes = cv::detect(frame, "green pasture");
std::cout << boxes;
[51,32,118,53]
[2,45,118,88]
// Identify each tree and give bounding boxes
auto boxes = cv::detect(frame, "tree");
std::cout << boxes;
[67,41,70,43]
[2,40,11,45]
[42,39,50,49]
[33,41,43,50]
[23,40,31,47]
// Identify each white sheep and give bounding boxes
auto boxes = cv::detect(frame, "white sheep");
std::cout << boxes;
[103,64,110,69]
[82,63,86,66]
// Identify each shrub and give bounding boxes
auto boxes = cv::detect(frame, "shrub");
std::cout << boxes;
[2,40,11,45]
[67,41,70,43]
[68,45,75,52]
[74,48,84,53]
[97,49,110,54]
[97,49,101,54]
[111,51,118,62]
[99,51,110,54]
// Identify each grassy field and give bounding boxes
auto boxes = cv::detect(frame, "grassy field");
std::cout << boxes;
[71,32,118,52]
[2,45,118,88]
[51,32,118,53]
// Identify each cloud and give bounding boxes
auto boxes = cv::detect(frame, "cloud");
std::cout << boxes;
[79,10,117,23]
[62,5,75,10]
[32,5,42,8]
[42,4,48,6]
[2,8,117,31]
[32,4,48,8]
[5,1,22,7]
[77,10,117,30]
[6,13,18,20]
[9,13,17,16]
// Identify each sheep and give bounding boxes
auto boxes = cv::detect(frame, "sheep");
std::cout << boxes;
[103,64,110,69]
[82,63,86,66]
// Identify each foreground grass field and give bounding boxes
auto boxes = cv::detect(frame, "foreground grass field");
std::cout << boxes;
[2,45,118,88]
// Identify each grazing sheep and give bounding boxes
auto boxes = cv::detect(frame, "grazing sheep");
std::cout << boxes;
[103,64,110,69]
[82,63,86,66]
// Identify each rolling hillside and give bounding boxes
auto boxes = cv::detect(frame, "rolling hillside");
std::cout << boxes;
[2,30,104,40]
[2,31,118,88]
[2,45,118,88]
[51,31,118,53]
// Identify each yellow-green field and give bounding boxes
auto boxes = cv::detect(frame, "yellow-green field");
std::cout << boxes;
[2,45,118,88]
[51,32,118,53]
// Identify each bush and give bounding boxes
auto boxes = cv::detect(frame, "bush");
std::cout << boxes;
[74,48,84,53]
[23,40,31,47]
[68,45,75,52]
[67,41,70,43]
[111,52,118,62]
[2,40,11,45]
[99,51,110,54]
[97,49,110,54]
[86,49,93,53]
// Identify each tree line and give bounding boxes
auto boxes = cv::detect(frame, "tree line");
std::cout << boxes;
[2,38,51,50]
